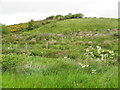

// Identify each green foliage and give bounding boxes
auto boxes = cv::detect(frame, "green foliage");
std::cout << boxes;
[1,24,9,34]
[55,15,63,18]
[64,15,72,19]
[55,15,63,20]
[84,46,117,64]
[46,13,84,20]
[2,18,118,88]
[26,19,43,30]
[2,60,118,88]
[72,13,84,18]
[2,54,26,71]
[27,19,35,30]
[46,15,55,19]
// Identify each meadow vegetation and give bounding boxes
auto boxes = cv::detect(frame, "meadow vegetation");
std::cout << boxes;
[1,14,118,88]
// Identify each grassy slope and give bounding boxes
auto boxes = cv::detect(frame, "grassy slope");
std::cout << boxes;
[2,18,118,88]
[25,18,118,33]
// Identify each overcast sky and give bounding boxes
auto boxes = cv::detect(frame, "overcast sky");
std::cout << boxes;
[0,0,119,25]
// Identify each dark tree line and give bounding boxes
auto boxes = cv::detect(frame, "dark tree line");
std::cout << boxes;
[46,13,84,20]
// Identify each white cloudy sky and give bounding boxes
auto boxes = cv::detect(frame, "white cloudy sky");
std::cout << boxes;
[0,0,119,25]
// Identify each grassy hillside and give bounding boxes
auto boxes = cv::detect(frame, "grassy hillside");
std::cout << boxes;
[1,18,118,88]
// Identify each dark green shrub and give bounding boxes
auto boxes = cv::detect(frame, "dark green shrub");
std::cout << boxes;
[2,54,25,71]
[65,15,72,19]
[46,13,84,20]
[46,15,55,20]
[27,19,35,30]
[55,15,63,20]
[0,24,9,34]
[72,13,84,18]
[55,15,63,18]
[34,23,41,28]
[59,16,66,20]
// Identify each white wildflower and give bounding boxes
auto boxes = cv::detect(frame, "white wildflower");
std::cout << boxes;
[102,50,104,52]
[98,49,101,54]
[96,46,99,49]
[86,65,89,67]
[91,54,94,57]
[8,47,10,49]
[96,46,101,50]
[92,69,96,72]
[82,65,86,68]
[91,72,95,74]
[78,63,89,68]
[91,69,96,74]
[101,54,104,60]
[109,50,114,54]
[96,58,100,62]
[86,48,89,52]
[78,63,83,66]
[64,56,67,59]
[89,46,92,48]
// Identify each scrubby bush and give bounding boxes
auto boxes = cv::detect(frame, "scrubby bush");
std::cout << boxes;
[1,24,9,34]
[64,15,71,19]
[64,13,84,19]
[27,19,35,30]
[72,13,84,18]
[55,15,63,20]
[46,15,55,20]
[34,22,41,28]
[55,15,63,18]
[2,54,26,71]
[46,13,84,20]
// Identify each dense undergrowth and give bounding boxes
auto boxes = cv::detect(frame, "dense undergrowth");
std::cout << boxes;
[1,18,118,88]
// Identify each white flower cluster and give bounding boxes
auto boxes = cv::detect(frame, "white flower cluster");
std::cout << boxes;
[84,45,115,62]
[84,46,94,57]
[78,63,89,68]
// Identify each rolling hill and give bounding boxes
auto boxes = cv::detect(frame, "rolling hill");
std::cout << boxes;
[1,18,118,88]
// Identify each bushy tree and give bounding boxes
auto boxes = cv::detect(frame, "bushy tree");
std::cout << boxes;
[64,13,84,19]
[55,15,62,18]
[55,15,64,20]
[72,13,84,18]
[27,19,35,30]
[46,16,55,20]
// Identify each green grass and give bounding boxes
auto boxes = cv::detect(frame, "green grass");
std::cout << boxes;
[27,18,118,34]
[1,18,118,88]
[2,61,118,88]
